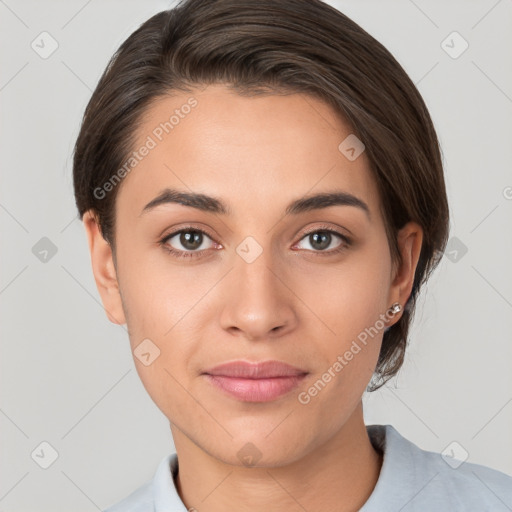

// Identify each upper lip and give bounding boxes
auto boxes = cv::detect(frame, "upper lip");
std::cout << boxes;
[203,360,308,379]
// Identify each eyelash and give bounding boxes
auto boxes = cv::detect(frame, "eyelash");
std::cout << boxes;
[159,224,352,260]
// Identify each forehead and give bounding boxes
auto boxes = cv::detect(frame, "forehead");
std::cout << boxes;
[116,84,381,222]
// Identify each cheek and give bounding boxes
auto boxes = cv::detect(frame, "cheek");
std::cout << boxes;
[295,239,392,344]
[117,240,214,337]
[115,247,217,407]
[292,241,392,405]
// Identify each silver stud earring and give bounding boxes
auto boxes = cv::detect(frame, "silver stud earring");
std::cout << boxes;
[390,302,402,314]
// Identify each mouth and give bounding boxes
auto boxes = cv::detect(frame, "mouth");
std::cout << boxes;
[202,360,309,402]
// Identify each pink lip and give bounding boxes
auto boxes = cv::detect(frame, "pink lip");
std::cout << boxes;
[202,360,308,402]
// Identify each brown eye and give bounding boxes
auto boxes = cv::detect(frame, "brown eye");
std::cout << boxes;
[160,228,217,259]
[308,231,335,251]
[294,227,351,256]
[175,230,204,251]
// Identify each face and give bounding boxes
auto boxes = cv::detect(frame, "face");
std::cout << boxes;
[84,83,422,467]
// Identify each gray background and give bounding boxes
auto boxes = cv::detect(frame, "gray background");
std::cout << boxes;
[1,0,511,510]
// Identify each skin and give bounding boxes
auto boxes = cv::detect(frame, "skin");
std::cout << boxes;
[83,83,423,511]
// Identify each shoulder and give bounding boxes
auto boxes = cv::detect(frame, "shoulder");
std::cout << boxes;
[102,454,181,512]
[363,424,512,512]
[411,437,512,507]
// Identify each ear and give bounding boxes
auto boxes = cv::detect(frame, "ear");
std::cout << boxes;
[82,210,126,325]
[387,221,423,325]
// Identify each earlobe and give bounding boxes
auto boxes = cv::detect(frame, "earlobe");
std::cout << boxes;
[388,221,423,320]
[82,210,126,325]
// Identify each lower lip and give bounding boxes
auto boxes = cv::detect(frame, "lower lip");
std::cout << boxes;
[204,374,307,402]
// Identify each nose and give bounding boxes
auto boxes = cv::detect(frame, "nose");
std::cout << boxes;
[218,245,298,342]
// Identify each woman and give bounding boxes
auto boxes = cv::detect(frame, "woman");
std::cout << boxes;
[73,0,512,510]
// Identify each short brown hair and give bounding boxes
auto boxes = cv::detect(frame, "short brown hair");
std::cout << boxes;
[73,0,450,391]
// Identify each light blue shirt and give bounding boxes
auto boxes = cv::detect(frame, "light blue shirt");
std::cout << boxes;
[103,424,512,511]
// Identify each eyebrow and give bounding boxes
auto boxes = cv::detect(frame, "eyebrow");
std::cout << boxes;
[140,188,371,220]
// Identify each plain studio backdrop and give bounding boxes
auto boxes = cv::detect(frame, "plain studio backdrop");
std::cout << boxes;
[1,0,511,510]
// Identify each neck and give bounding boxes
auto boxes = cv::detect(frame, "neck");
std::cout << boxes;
[172,402,383,512]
